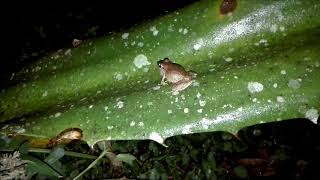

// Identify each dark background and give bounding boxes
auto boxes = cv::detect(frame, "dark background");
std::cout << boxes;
[1,0,197,86]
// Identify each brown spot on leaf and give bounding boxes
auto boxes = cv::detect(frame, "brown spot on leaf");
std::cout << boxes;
[72,39,82,47]
[220,0,237,15]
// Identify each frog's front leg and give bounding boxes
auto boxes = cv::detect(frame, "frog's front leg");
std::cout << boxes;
[160,75,167,85]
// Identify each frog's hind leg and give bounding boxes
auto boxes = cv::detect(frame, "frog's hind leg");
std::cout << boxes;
[172,80,193,92]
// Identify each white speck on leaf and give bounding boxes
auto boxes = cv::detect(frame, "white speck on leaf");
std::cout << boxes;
[305,108,319,124]
[197,109,203,113]
[53,54,60,59]
[42,91,48,97]
[32,66,41,72]
[182,125,192,134]
[130,121,135,127]
[149,132,164,144]
[133,54,150,68]
[116,101,124,108]
[89,105,93,109]
[222,104,233,109]
[200,118,213,129]
[150,26,159,36]
[143,67,149,72]
[172,91,179,96]
[122,33,129,39]
[193,38,204,51]
[288,79,301,89]
[259,39,268,43]
[184,108,189,113]
[277,96,285,103]
[270,24,278,33]
[180,94,185,100]
[168,109,173,114]
[183,28,188,34]
[137,42,144,47]
[138,122,144,127]
[247,82,264,93]
[192,80,200,87]
[13,127,25,134]
[114,72,123,80]
[196,92,201,99]
[273,83,278,88]
[104,106,108,111]
[107,126,114,130]
[199,100,206,107]
[152,85,160,90]
[54,112,61,118]
[64,49,71,56]
[225,57,233,62]
[281,70,286,75]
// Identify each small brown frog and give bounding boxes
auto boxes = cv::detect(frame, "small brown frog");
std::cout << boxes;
[157,58,196,92]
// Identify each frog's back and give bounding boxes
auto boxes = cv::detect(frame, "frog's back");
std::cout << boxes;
[166,66,192,83]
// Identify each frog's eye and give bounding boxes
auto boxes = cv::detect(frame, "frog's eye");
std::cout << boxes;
[157,60,163,68]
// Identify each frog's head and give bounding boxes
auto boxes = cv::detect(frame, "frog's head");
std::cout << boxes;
[157,58,171,70]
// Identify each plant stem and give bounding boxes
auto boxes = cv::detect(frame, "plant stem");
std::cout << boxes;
[73,150,109,180]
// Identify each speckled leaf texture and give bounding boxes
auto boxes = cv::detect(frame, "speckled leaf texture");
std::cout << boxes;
[0,0,319,147]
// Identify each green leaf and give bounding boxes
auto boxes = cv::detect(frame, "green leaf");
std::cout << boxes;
[44,146,65,164]
[96,140,112,151]
[0,0,319,148]
[21,154,62,178]
[233,165,248,179]
[19,141,30,155]
[115,153,137,166]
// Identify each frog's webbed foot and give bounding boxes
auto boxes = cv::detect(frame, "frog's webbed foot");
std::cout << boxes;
[188,71,197,79]
[160,81,168,86]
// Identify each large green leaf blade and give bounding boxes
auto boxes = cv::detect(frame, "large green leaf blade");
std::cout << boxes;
[0,0,319,147]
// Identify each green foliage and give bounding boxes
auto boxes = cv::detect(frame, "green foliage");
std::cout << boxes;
[1,119,320,179]
[234,165,248,179]
[22,154,62,178]
[0,0,319,178]
[45,147,65,165]
[115,153,137,166]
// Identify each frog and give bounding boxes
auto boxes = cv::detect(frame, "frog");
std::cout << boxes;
[157,57,196,92]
